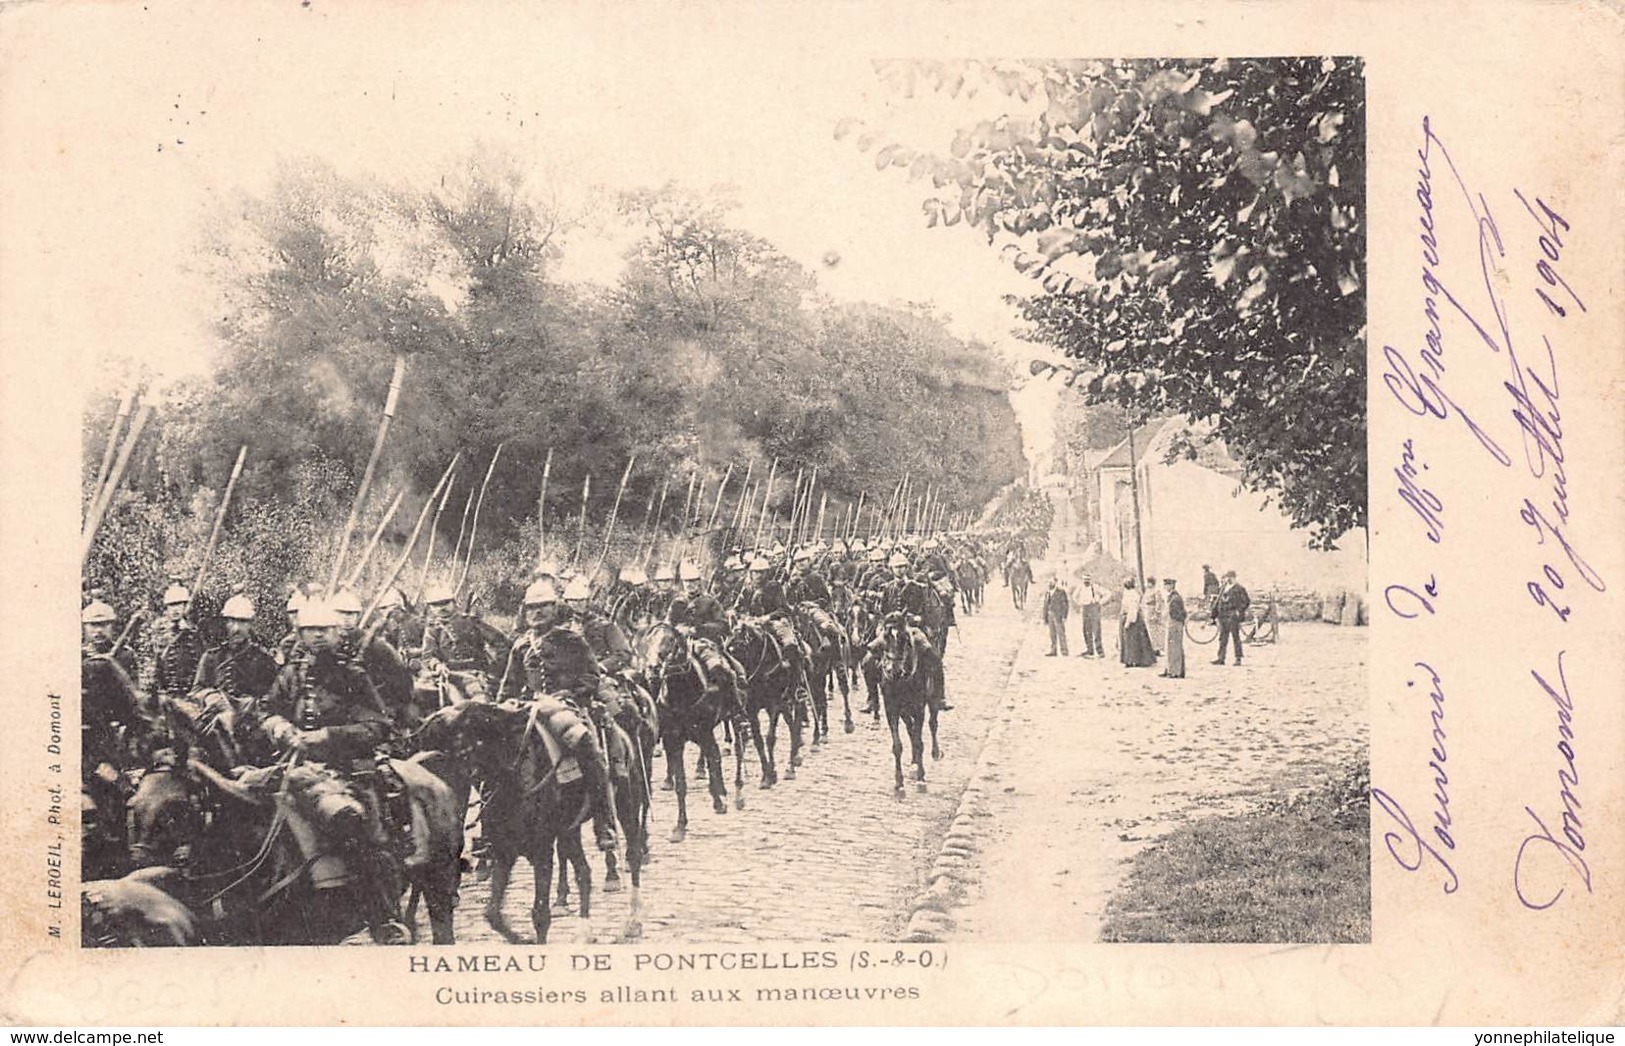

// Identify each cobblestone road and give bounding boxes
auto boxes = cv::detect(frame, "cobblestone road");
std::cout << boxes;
[443,593,1030,944]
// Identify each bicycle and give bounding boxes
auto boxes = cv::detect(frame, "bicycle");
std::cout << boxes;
[1185,594,1219,645]
[1242,593,1279,644]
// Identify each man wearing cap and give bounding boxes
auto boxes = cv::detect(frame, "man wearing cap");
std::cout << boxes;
[145,583,204,705]
[1159,578,1187,679]
[81,598,149,878]
[255,599,409,944]
[1041,575,1070,656]
[1212,570,1251,666]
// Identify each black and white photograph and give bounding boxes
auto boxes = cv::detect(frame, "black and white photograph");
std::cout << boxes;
[72,41,1369,951]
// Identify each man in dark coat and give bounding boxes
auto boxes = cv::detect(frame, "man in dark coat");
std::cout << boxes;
[1213,570,1251,666]
[145,584,204,706]
[193,592,280,700]
[81,599,149,878]
[1041,576,1070,656]
[1160,578,1187,679]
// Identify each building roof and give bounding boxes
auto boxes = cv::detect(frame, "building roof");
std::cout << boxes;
[1098,417,1242,477]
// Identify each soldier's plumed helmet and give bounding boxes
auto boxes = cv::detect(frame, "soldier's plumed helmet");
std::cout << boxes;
[679,559,704,582]
[748,556,771,573]
[423,584,455,606]
[563,577,593,602]
[619,565,648,586]
[81,601,117,624]
[162,584,191,606]
[888,552,909,568]
[221,594,256,620]
[651,563,676,583]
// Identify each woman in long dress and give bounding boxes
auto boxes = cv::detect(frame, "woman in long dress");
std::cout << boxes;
[1119,580,1157,667]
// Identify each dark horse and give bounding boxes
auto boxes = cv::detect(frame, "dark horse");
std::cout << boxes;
[117,748,465,946]
[794,602,854,737]
[725,616,807,789]
[553,679,658,912]
[416,699,593,945]
[638,623,736,841]
[877,614,943,796]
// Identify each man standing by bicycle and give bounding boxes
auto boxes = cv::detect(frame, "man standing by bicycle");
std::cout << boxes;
[1212,570,1251,666]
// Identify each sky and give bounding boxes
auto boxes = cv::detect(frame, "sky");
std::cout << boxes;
[2,2,1057,463]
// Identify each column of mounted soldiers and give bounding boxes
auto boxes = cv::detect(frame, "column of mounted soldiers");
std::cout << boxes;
[81,442,1032,945]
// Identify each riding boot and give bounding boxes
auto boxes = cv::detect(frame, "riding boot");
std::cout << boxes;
[360,847,411,945]
[572,736,619,853]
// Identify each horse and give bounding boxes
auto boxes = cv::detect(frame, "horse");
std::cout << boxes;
[82,876,199,947]
[552,675,657,910]
[849,597,885,722]
[876,615,943,796]
[117,746,464,946]
[636,623,735,842]
[917,585,952,656]
[725,616,808,788]
[415,699,595,944]
[955,558,983,614]
[794,601,854,736]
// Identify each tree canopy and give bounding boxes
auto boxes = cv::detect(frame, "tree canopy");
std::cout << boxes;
[84,154,1024,620]
[843,57,1365,549]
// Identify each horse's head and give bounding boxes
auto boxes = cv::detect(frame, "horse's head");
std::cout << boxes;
[637,622,689,677]
[879,613,917,682]
[415,700,523,771]
[722,619,763,666]
[126,765,203,870]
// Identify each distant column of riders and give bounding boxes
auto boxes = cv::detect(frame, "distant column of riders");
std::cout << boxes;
[81,522,1034,945]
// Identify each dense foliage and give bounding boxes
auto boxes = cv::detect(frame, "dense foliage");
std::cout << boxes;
[845,57,1365,549]
[83,156,1024,626]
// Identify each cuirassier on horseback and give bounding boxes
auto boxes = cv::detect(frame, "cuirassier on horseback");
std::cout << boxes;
[250,599,417,943]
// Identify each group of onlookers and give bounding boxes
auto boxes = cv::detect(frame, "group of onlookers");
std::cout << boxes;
[1039,564,1252,679]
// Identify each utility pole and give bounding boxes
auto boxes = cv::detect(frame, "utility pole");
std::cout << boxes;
[1126,414,1146,592]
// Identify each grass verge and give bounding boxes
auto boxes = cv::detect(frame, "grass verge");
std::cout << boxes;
[1099,760,1370,943]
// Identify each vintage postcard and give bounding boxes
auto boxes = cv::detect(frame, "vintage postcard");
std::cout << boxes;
[0,0,1619,1027]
